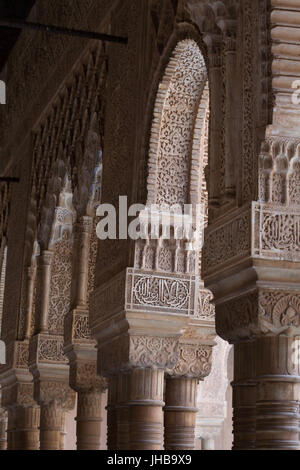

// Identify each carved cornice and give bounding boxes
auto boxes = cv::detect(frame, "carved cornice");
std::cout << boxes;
[77,389,103,420]
[203,205,251,277]
[253,202,300,261]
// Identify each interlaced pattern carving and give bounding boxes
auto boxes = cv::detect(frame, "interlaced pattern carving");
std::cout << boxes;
[148,39,208,208]
[20,43,107,342]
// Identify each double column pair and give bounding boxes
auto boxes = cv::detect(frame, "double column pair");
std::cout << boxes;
[5,403,69,450]
[232,336,300,450]
[106,363,207,450]
[216,286,300,451]
[3,390,105,450]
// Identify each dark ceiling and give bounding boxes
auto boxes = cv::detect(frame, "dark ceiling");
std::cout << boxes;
[0,0,36,72]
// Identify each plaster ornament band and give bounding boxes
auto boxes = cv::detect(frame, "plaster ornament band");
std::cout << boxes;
[96,198,205,249]
[90,268,198,325]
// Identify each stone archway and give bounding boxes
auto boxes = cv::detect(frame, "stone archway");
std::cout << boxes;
[91,35,217,451]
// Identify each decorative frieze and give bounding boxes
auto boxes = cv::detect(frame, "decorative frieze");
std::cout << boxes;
[91,268,197,324]
[253,202,300,261]
[204,201,300,277]
[90,271,126,327]
[29,334,67,365]
[69,359,107,393]
[127,269,196,316]
[203,207,251,275]
[129,271,191,313]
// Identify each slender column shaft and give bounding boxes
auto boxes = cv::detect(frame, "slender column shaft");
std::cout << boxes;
[224,40,239,198]
[201,437,215,450]
[6,409,16,450]
[164,377,198,450]
[0,411,7,450]
[129,368,164,450]
[232,341,256,450]
[59,412,67,450]
[116,372,130,450]
[208,49,222,206]
[37,251,53,333]
[255,335,300,450]
[14,406,40,450]
[73,217,92,308]
[40,403,63,450]
[24,266,36,339]
[107,376,118,450]
[76,390,102,450]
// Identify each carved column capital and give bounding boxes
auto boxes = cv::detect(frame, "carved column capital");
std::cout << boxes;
[38,250,53,267]
[34,380,76,412]
[98,334,180,377]
[216,288,300,343]
[169,342,213,380]
[69,359,107,393]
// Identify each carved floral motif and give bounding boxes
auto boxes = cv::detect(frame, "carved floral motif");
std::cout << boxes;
[129,336,178,369]
[172,344,213,380]
[259,291,300,332]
